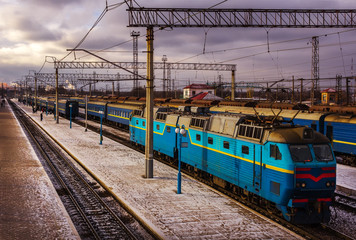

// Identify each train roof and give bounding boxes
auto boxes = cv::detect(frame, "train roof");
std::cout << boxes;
[87,101,108,106]
[266,126,330,144]
[107,102,145,110]
[324,114,356,124]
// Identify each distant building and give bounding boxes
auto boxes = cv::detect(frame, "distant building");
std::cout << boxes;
[183,84,215,99]
[321,88,337,105]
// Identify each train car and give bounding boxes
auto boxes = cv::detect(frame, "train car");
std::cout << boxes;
[57,99,79,119]
[323,114,356,163]
[106,102,145,128]
[70,96,86,108]
[130,110,336,224]
[87,101,108,119]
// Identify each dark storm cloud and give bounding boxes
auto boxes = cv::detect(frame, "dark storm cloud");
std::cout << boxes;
[14,17,61,41]
[26,0,85,8]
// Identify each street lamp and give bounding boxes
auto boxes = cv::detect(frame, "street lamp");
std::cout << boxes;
[69,104,72,129]
[99,110,104,145]
[175,124,186,194]
[54,102,56,120]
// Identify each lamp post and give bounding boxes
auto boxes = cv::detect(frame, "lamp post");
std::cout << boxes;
[175,124,186,194]
[69,104,72,129]
[54,102,56,120]
[99,110,104,145]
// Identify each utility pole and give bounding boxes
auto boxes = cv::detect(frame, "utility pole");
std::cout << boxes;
[56,67,59,124]
[346,77,350,106]
[336,75,342,105]
[299,78,303,104]
[145,27,154,178]
[292,76,295,103]
[112,82,115,96]
[231,70,235,101]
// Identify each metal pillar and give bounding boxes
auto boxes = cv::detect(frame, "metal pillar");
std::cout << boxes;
[131,31,140,97]
[162,55,167,97]
[300,78,303,104]
[312,36,319,104]
[112,82,114,96]
[231,70,235,101]
[34,75,37,109]
[336,75,342,105]
[55,67,59,124]
[292,76,295,103]
[145,27,154,178]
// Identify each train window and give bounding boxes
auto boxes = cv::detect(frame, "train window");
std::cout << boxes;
[156,124,160,130]
[253,127,262,139]
[208,137,213,144]
[223,141,230,149]
[289,145,311,162]
[311,122,317,131]
[143,121,146,127]
[246,126,254,138]
[270,145,282,160]
[238,125,246,136]
[167,126,171,133]
[242,145,249,155]
[313,144,333,162]
[196,134,201,141]
[136,120,138,124]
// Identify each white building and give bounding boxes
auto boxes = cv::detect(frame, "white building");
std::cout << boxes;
[183,84,215,99]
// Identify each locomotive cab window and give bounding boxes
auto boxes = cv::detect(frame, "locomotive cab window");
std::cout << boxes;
[142,121,145,127]
[223,141,230,149]
[167,126,171,133]
[289,145,312,162]
[270,144,282,160]
[313,144,333,162]
[156,124,160,130]
[196,134,201,141]
[208,137,213,144]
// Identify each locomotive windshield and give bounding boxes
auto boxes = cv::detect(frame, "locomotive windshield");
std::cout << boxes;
[289,145,312,162]
[313,144,334,162]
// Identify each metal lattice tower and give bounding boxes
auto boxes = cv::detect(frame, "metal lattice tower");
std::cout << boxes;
[131,31,140,96]
[312,36,320,92]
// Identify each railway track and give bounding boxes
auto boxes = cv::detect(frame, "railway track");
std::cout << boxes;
[75,111,355,240]
[334,192,356,214]
[9,100,153,240]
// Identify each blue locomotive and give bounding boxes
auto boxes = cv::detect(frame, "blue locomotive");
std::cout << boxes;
[130,108,336,224]
[210,104,356,165]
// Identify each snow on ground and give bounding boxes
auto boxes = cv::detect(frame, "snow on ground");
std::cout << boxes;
[0,101,80,240]
[16,101,303,239]
[336,164,356,196]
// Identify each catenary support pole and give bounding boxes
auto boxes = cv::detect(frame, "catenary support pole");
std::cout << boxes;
[56,67,59,124]
[231,70,235,101]
[145,27,154,178]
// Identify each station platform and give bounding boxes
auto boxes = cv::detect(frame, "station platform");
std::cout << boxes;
[0,100,80,240]
[14,100,303,239]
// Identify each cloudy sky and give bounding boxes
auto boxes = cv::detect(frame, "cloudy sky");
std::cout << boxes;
[0,0,356,91]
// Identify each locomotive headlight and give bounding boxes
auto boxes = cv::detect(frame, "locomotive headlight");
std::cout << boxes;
[301,182,306,188]
[296,182,301,188]
[326,182,331,187]
[331,182,335,187]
